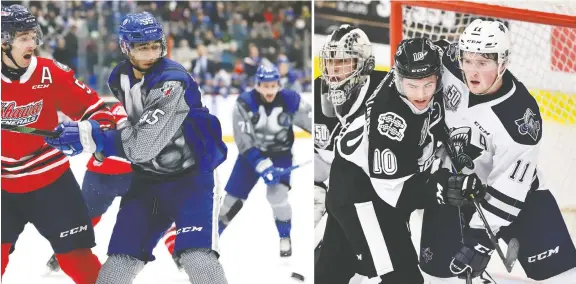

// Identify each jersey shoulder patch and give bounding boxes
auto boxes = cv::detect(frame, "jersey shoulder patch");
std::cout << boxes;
[52,59,71,72]
[491,78,542,145]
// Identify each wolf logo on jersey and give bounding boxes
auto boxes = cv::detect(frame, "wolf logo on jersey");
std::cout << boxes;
[515,108,540,141]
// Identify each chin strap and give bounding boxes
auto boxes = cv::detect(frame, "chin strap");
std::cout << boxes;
[1,46,28,80]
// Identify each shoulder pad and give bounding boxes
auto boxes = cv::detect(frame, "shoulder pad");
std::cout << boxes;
[107,60,130,89]
[491,78,542,145]
[238,91,259,113]
[154,59,190,87]
[278,89,301,114]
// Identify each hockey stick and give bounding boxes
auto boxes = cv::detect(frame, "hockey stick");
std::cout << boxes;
[1,124,59,138]
[470,194,519,273]
[277,160,312,176]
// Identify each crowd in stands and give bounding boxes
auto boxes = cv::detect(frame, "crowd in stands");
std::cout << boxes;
[6,1,312,96]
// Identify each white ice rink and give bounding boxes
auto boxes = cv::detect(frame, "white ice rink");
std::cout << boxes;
[2,139,313,284]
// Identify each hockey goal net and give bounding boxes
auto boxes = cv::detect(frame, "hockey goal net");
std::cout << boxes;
[390,0,576,244]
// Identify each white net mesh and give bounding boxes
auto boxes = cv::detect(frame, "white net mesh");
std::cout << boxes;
[401,1,576,241]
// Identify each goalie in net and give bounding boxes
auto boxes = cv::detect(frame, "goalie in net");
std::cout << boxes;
[420,19,576,283]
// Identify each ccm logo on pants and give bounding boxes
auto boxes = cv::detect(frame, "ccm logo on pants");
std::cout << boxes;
[60,225,88,238]
[528,246,560,263]
[176,226,203,234]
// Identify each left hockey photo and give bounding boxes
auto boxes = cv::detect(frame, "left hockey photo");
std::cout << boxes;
[1,1,313,284]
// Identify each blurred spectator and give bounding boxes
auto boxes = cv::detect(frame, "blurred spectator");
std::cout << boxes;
[191,44,217,79]
[102,41,122,68]
[172,39,196,71]
[9,0,310,96]
[53,38,73,69]
[64,25,79,72]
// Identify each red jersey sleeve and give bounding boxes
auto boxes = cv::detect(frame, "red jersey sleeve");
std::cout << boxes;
[52,61,115,129]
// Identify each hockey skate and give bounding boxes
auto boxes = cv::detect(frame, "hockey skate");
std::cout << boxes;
[44,254,60,274]
[280,237,292,257]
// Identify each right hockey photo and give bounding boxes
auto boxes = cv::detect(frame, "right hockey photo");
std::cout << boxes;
[313,1,576,284]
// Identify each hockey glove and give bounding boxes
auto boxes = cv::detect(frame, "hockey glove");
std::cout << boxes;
[255,158,284,185]
[45,120,104,156]
[446,173,486,207]
[427,168,452,205]
[450,228,494,279]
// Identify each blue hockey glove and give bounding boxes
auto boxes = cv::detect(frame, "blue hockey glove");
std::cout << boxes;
[45,120,104,156]
[255,158,284,185]
[450,228,494,279]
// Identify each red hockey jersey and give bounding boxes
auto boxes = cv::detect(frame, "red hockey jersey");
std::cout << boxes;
[1,56,114,193]
[86,103,132,175]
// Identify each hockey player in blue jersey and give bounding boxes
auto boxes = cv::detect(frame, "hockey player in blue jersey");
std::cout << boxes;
[45,12,228,284]
[218,65,312,257]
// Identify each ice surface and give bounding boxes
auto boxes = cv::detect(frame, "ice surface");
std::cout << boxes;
[2,140,313,284]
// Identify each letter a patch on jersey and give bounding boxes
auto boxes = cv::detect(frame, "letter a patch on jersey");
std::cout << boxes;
[377,112,407,141]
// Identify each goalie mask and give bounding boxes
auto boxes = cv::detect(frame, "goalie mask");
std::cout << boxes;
[319,25,375,117]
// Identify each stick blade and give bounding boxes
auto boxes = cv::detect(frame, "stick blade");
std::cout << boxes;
[504,238,520,272]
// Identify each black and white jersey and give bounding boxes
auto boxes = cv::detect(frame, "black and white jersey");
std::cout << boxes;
[327,70,444,212]
[314,71,388,183]
[314,77,342,183]
[437,40,544,231]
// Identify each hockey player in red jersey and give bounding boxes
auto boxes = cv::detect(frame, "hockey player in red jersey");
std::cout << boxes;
[1,5,113,283]
[44,103,133,274]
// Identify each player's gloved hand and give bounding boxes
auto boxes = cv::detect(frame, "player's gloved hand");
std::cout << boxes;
[45,120,104,156]
[255,158,284,185]
[427,168,452,205]
[450,228,494,279]
[314,182,327,226]
[446,173,486,207]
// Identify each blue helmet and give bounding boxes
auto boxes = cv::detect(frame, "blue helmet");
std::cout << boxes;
[118,12,166,57]
[1,4,43,45]
[255,65,280,85]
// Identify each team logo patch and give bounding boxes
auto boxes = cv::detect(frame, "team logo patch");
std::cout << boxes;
[53,60,71,72]
[419,117,430,146]
[515,108,540,141]
[161,81,180,97]
[444,85,462,111]
[446,126,483,171]
[314,124,331,149]
[1,100,44,126]
[377,112,407,141]
[413,51,427,61]
[421,247,433,263]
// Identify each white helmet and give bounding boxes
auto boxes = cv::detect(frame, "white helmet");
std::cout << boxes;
[459,19,511,77]
[319,25,375,117]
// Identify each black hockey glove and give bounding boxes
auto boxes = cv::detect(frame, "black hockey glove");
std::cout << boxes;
[427,168,452,205]
[427,170,486,207]
[446,173,486,207]
[450,228,494,279]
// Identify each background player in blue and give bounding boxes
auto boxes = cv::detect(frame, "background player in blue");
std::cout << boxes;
[218,65,312,257]
[45,12,228,284]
